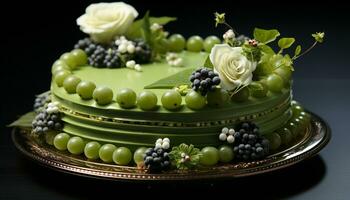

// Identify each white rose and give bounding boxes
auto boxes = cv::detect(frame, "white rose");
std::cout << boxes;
[209,44,256,91]
[77,2,138,43]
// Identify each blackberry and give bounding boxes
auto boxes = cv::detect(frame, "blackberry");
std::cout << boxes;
[143,147,171,172]
[189,68,221,95]
[33,92,51,113]
[74,37,93,51]
[133,39,152,64]
[233,122,270,160]
[32,109,63,134]
[88,45,107,67]
[103,49,122,68]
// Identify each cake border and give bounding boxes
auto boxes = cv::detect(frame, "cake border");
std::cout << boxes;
[11,111,330,181]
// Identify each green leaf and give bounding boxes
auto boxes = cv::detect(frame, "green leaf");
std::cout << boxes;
[278,38,295,49]
[8,112,36,128]
[253,28,280,44]
[203,55,213,69]
[126,15,177,39]
[259,44,275,55]
[141,11,152,45]
[144,68,195,89]
[294,45,301,57]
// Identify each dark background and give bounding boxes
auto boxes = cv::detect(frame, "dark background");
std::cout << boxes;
[1,0,349,199]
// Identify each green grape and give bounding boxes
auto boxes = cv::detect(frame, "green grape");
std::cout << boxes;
[63,75,81,94]
[265,132,282,150]
[207,88,229,107]
[292,105,304,117]
[168,34,186,52]
[71,49,88,66]
[274,65,292,84]
[203,36,221,52]
[84,141,101,160]
[45,131,57,145]
[161,90,182,110]
[266,74,284,93]
[116,88,137,109]
[53,133,70,150]
[93,86,113,105]
[113,147,132,166]
[249,81,268,98]
[54,70,71,87]
[185,90,206,110]
[133,147,148,165]
[287,122,298,139]
[67,136,85,155]
[231,87,250,102]
[99,144,116,163]
[52,66,69,76]
[218,145,234,163]
[60,52,78,70]
[278,128,293,145]
[186,35,203,52]
[52,60,69,75]
[200,146,219,166]
[137,91,158,110]
[76,81,96,100]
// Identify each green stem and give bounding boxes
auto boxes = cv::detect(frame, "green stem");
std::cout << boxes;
[293,41,317,60]
[223,22,239,35]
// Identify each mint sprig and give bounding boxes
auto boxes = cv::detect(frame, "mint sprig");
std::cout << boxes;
[169,144,202,170]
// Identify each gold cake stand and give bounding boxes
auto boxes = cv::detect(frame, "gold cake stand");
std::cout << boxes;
[12,112,330,181]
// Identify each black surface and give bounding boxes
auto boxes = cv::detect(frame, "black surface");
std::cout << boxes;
[1,0,350,199]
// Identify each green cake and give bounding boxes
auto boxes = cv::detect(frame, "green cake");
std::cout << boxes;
[29,2,324,171]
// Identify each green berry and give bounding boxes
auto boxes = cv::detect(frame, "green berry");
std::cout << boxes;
[278,128,293,145]
[207,88,229,107]
[52,60,69,75]
[200,146,219,166]
[116,88,137,109]
[55,70,71,87]
[292,105,304,117]
[84,141,101,160]
[63,75,81,94]
[218,145,234,163]
[168,34,186,52]
[266,74,284,93]
[67,136,85,155]
[53,133,70,150]
[137,91,158,110]
[60,52,78,70]
[45,131,56,145]
[133,147,148,165]
[99,144,116,163]
[231,87,250,102]
[249,81,268,98]
[274,65,292,84]
[185,90,206,110]
[76,81,96,100]
[71,49,88,66]
[161,90,182,110]
[203,36,221,52]
[265,132,282,150]
[93,86,113,105]
[113,147,132,166]
[186,35,203,52]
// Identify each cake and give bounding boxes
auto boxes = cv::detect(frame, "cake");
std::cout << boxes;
[27,2,324,171]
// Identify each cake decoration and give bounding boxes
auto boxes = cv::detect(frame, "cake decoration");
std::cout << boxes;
[9,2,326,175]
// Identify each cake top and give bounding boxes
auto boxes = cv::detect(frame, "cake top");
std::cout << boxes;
[51,2,324,112]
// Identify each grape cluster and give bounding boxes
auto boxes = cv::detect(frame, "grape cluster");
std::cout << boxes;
[32,108,63,134]
[143,147,171,172]
[74,37,151,68]
[189,68,221,95]
[33,92,51,112]
[233,122,270,160]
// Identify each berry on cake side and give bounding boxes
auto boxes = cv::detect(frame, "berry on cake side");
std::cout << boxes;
[26,2,323,172]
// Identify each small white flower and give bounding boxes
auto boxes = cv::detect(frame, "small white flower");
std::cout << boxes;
[222,127,229,134]
[219,133,227,141]
[150,23,162,32]
[229,128,235,135]
[161,142,170,149]
[127,44,135,54]
[227,135,235,144]
[223,29,235,41]
[181,152,186,158]
[163,138,170,143]
[166,53,183,67]
[155,138,171,150]
[156,138,163,144]
[155,143,162,149]
[126,60,136,68]
[118,44,127,53]
[134,64,142,72]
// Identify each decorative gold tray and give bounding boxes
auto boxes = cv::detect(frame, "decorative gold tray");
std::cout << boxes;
[12,112,330,181]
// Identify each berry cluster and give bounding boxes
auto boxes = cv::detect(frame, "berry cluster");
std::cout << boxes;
[219,127,235,144]
[32,102,63,134]
[189,68,221,95]
[74,37,151,68]
[33,92,51,112]
[232,122,270,160]
[143,138,171,172]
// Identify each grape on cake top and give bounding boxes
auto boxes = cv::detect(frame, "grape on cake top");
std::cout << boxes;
[30,2,324,172]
